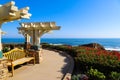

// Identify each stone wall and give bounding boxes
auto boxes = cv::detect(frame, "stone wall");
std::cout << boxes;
[0,58,8,80]
[28,49,43,64]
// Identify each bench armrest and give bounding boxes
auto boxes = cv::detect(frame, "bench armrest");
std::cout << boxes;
[7,59,13,62]
[7,59,13,63]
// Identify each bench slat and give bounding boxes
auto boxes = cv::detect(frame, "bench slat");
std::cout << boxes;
[7,57,34,66]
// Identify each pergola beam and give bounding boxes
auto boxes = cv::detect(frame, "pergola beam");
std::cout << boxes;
[17,26,60,30]
[0,1,31,23]
[18,22,60,30]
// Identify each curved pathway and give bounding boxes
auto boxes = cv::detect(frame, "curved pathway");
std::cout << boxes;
[8,49,72,80]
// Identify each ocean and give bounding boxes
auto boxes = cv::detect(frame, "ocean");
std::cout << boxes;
[2,38,120,51]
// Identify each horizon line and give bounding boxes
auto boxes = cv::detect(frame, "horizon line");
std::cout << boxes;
[2,37,120,39]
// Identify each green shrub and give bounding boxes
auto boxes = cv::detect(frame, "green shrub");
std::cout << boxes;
[2,47,10,53]
[87,68,106,80]
[110,71,120,80]
[72,74,81,80]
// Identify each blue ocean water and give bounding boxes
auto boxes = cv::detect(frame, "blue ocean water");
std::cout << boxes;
[2,38,120,51]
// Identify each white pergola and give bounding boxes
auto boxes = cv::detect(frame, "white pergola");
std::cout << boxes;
[0,1,31,57]
[18,22,60,49]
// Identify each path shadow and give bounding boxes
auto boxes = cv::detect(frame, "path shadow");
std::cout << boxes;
[53,50,73,79]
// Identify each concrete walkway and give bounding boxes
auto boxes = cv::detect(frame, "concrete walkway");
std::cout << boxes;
[8,49,71,80]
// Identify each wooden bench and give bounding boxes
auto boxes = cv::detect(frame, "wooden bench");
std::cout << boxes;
[3,48,35,76]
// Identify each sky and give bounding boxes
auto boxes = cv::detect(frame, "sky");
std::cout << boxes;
[1,0,120,38]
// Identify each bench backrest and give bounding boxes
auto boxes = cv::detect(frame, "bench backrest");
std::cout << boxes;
[3,48,26,61]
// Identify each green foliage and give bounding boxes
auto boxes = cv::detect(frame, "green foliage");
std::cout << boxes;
[71,74,81,80]
[87,68,106,80]
[110,71,120,80]
[2,47,10,53]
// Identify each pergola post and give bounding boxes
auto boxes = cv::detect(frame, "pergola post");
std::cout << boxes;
[26,34,30,43]
[0,24,2,58]
[24,34,31,49]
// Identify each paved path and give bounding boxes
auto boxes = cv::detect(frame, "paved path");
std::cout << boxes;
[8,49,71,80]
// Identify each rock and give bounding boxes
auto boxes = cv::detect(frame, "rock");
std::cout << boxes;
[80,74,88,80]
[80,43,105,50]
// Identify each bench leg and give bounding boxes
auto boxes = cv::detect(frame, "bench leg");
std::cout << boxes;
[11,65,14,76]
[33,58,35,65]
[10,61,14,76]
